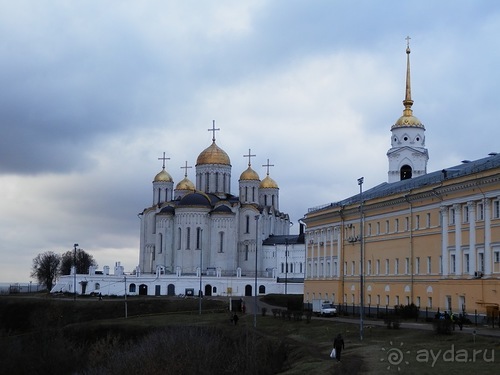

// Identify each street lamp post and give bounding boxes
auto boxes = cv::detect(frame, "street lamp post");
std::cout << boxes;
[199,229,203,315]
[254,215,260,328]
[358,177,364,341]
[73,243,78,301]
[285,238,288,295]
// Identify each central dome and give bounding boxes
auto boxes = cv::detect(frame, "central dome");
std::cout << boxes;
[196,141,231,166]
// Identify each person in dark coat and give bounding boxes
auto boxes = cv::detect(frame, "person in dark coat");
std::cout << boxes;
[333,334,345,362]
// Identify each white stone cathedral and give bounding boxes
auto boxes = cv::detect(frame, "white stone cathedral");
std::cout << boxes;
[51,123,304,297]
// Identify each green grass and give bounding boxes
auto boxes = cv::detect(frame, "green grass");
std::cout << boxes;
[1,294,499,374]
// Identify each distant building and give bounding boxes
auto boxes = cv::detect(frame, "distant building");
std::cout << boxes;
[302,41,500,317]
[52,124,304,297]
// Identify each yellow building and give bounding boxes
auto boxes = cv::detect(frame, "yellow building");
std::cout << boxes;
[302,42,500,317]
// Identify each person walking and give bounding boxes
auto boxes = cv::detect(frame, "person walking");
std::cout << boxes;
[333,334,345,362]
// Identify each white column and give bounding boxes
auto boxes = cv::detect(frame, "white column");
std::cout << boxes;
[468,201,476,276]
[336,226,341,277]
[484,199,492,276]
[440,206,449,276]
[454,204,462,275]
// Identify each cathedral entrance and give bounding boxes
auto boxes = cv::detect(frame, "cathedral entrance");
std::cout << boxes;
[139,284,148,295]
[245,284,252,296]
[204,284,212,296]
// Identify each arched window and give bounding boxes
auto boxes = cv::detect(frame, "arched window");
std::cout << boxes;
[129,283,136,293]
[196,227,202,249]
[219,232,224,253]
[186,227,191,249]
[95,283,100,290]
[400,165,412,180]
[177,228,182,250]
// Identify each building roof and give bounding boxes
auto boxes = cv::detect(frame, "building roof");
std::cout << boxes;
[262,234,305,245]
[308,153,500,213]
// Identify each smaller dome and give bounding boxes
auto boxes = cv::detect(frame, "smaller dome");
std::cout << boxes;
[159,205,175,214]
[260,175,278,189]
[196,141,231,166]
[178,192,212,207]
[239,166,260,181]
[154,168,173,182]
[175,177,195,191]
[212,205,232,214]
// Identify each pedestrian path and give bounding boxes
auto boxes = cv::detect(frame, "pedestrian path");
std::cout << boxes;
[323,315,500,338]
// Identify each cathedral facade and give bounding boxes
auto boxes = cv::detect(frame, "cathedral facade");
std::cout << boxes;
[138,125,295,279]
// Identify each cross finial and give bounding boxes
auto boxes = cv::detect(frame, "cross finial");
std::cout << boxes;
[208,120,220,142]
[405,35,411,47]
[243,148,256,166]
[158,152,170,169]
[262,158,274,175]
[180,161,192,177]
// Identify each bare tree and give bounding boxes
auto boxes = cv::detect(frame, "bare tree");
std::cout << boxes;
[31,251,61,291]
[60,248,97,276]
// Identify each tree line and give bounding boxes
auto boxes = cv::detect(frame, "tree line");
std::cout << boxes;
[30,249,97,291]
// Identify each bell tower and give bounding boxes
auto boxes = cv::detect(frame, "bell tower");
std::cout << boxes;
[387,37,428,183]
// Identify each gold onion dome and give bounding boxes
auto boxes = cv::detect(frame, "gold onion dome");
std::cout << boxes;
[260,175,278,189]
[240,166,260,181]
[154,168,173,182]
[196,141,231,166]
[176,176,195,190]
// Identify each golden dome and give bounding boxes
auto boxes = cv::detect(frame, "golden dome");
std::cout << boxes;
[239,166,260,181]
[176,176,195,190]
[260,175,278,189]
[196,141,231,166]
[391,113,425,129]
[154,168,173,182]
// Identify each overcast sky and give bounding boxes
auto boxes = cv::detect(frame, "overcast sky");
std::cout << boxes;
[1,1,499,282]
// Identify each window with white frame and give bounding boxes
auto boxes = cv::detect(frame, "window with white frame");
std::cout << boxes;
[495,251,500,263]
[385,259,390,275]
[376,259,380,275]
[395,258,399,274]
[494,200,500,219]
[464,253,470,273]
[427,256,432,274]
[415,214,420,230]
[477,203,484,221]
[463,205,469,223]
[367,260,372,275]
[450,254,456,273]
[405,258,409,274]
[416,257,420,274]
[395,218,399,232]
[450,207,455,224]
[426,213,431,228]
